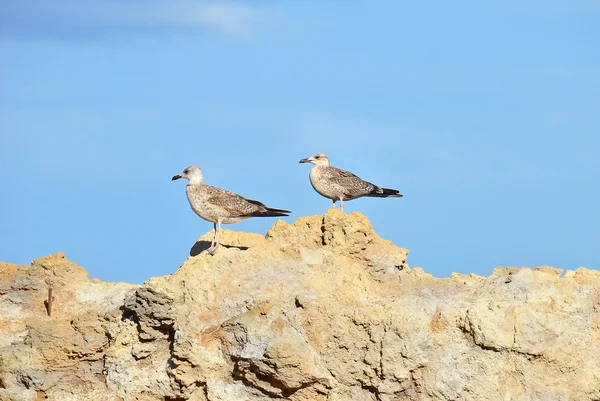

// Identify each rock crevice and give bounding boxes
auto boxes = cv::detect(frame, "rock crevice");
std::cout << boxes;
[1,209,599,401]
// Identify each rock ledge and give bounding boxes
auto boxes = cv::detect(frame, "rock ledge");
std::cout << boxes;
[1,209,599,401]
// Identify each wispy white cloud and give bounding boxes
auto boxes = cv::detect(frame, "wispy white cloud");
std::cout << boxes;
[0,0,261,40]
[188,2,259,36]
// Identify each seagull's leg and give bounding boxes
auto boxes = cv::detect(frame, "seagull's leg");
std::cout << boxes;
[332,200,337,209]
[211,222,217,248]
[207,222,217,254]
[340,199,345,213]
[209,219,222,255]
[216,220,222,251]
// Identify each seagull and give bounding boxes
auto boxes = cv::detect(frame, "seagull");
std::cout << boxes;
[299,153,402,212]
[172,166,291,255]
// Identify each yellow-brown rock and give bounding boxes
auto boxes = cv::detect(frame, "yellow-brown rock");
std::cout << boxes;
[1,209,599,401]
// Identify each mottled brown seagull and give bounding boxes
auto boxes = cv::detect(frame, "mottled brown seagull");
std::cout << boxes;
[299,153,402,212]
[172,166,290,255]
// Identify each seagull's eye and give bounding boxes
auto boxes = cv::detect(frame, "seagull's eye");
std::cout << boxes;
[184,169,189,174]
[315,156,320,159]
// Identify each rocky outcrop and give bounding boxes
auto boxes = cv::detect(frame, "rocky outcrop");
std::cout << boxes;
[1,209,599,401]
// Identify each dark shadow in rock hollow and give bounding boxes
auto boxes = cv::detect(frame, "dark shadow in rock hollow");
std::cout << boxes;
[189,241,249,257]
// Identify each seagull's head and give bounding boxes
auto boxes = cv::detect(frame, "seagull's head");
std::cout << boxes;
[299,153,330,167]
[172,165,203,184]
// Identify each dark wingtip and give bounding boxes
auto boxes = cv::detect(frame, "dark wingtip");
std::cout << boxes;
[367,187,403,198]
[381,187,401,196]
[250,209,291,218]
[268,208,292,216]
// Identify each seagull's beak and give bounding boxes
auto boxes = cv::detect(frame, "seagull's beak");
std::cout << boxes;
[299,158,310,163]
[171,174,182,181]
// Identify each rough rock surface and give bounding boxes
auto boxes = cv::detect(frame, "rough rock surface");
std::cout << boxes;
[1,209,599,401]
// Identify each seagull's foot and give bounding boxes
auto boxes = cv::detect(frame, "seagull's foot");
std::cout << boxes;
[206,244,219,255]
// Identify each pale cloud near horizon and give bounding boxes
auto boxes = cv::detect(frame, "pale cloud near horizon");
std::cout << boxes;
[0,1,261,39]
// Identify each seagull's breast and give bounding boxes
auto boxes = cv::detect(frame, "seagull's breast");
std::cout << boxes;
[309,166,339,200]
[185,184,218,223]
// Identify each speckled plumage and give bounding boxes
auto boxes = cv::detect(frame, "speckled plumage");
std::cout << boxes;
[172,165,290,254]
[300,153,402,212]
[185,184,279,224]
[309,165,382,201]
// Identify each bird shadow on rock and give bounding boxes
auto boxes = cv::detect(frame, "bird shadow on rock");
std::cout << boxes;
[189,241,249,257]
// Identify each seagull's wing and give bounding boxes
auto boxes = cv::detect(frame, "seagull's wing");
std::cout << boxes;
[325,167,378,197]
[205,187,262,217]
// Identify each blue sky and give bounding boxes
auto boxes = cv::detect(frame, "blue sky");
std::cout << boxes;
[1,0,599,283]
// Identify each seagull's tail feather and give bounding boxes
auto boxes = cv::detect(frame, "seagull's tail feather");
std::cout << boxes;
[251,207,291,218]
[245,198,291,217]
[367,187,403,198]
